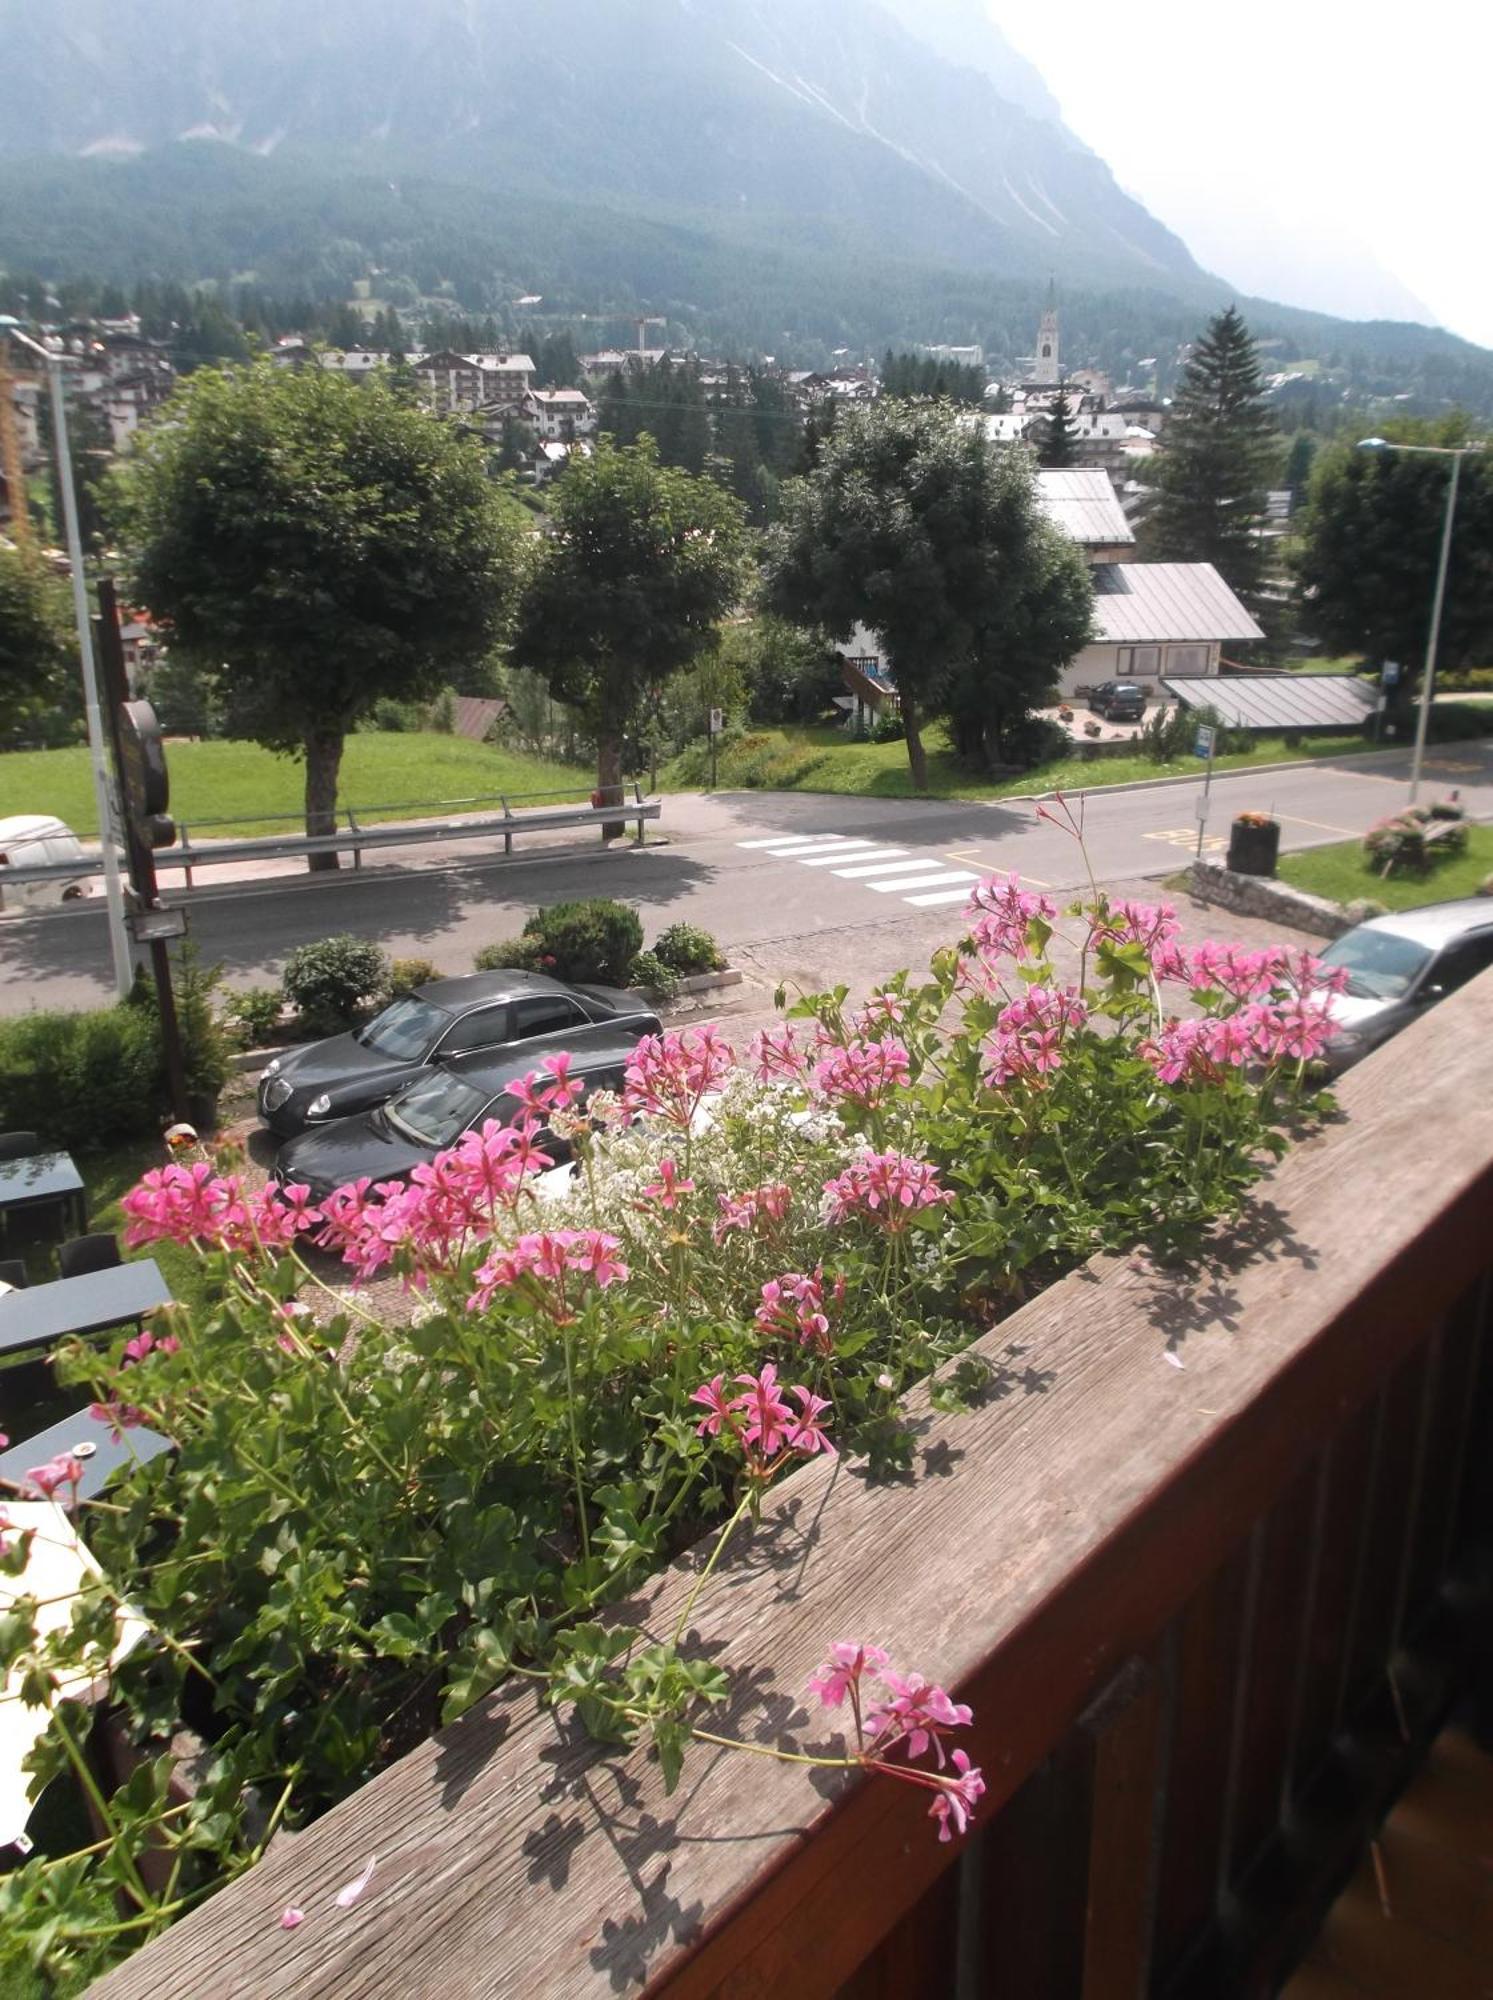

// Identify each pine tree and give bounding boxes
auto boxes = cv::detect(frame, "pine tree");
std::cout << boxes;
[1036,387,1080,468]
[1140,307,1278,605]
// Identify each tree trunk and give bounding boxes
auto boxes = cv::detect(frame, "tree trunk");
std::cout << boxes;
[596,733,626,842]
[304,728,345,873]
[901,695,929,794]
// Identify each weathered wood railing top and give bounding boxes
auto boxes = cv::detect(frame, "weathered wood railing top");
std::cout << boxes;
[95,974,1493,1999]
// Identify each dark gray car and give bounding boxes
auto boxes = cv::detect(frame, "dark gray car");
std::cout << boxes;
[274,1025,650,1203]
[257,970,658,1138]
[1320,899,1493,1071]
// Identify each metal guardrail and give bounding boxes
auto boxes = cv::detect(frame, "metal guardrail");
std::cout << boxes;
[0,784,660,894]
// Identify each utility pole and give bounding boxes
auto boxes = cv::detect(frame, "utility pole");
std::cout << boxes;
[0,319,134,997]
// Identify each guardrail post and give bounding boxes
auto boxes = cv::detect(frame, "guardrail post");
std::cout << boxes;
[179,824,193,891]
[347,809,362,871]
[502,798,512,857]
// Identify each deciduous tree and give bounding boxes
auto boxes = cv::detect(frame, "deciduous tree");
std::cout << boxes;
[1295,426,1493,677]
[0,544,74,748]
[765,399,1085,790]
[510,438,748,829]
[111,362,518,865]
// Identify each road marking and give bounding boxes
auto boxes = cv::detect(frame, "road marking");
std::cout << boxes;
[799,846,907,868]
[741,836,856,855]
[870,870,979,893]
[736,834,837,849]
[905,886,980,908]
[1277,813,1357,835]
[1145,828,1227,854]
[831,856,939,879]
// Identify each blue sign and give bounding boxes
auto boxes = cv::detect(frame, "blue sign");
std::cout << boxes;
[1381,660,1402,688]
[1193,723,1216,759]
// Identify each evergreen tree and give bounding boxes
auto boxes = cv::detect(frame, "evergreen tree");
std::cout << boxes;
[1140,306,1278,606]
[1282,431,1317,504]
[327,302,365,350]
[1035,387,1080,468]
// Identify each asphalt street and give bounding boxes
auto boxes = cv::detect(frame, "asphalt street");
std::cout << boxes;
[4,741,1490,1016]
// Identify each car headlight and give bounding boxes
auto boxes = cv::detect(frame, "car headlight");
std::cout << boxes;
[307,1093,333,1120]
[264,1057,281,1078]
[262,1075,292,1111]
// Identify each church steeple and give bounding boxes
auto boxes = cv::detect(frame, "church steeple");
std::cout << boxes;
[1033,281,1059,387]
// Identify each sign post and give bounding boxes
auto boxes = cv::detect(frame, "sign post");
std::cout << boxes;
[1378,660,1402,743]
[1193,721,1217,860]
[95,578,191,1125]
[708,706,723,791]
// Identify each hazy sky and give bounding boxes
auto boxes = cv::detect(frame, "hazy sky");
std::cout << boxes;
[995,0,1492,348]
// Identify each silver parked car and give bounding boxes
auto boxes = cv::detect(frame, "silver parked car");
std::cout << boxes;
[1319,899,1493,1071]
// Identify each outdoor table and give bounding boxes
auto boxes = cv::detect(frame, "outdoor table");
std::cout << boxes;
[0,1260,172,1361]
[0,1405,171,1504]
[0,1151,87,1243]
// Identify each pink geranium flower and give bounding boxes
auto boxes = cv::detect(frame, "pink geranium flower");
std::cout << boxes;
[689,1374,733,1439]
[729,1362,796,1457]
[640,1157,696,1212]
[806,1641,892,1709]
[929,1750,986,1842]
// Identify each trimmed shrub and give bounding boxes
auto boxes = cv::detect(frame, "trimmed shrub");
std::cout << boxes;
[0,1003,163,1153]
[223,987,284,1049]
[386,957,438,999]
[282,935,389,1033]
[628,950,680,1002]
[473,937,546,974]
[174,946,231,1106]
[652,923,726,975]
[521,900,643,986]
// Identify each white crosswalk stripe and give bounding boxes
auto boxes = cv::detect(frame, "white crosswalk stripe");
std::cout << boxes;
[830,855,927,878]
[905,886,979,908]
[798,845,906,868]
[737,833,990,912]
[869,870,978,893]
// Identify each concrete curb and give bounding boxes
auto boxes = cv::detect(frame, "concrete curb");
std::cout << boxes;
[672,968,744,996]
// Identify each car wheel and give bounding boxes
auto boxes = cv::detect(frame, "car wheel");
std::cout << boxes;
[61,884,85,900]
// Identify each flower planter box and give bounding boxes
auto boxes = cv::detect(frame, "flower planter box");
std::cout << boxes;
[1226,816,1281,877]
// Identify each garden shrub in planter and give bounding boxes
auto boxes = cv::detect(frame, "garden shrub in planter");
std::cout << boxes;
[652,922,726,975]
[629,948,681,1001]
[385,956,438,999]
[521,898,643,985]
[281,934,389,1032]
[0,1001,162,1153]
[2,826,1349,1987]
[222,986,284,1050]
[474,936,546,974]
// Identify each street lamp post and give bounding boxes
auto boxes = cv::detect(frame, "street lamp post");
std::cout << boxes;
[1357,436,1484,807]
[2,320,134,997]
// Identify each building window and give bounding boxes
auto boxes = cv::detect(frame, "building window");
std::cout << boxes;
[1119,646,1162,677]
[1167,645,1208,676]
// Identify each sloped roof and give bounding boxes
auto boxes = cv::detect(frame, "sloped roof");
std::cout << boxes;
[1163,673,1378,730]
[1090,564,1264,644]
[1035,467,1134,547]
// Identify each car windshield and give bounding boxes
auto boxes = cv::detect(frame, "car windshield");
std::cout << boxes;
[356,995,452,1061]
[1319,928,1433,1001]
[384,1070,493,1149]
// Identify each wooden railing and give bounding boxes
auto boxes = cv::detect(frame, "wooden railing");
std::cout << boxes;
[95,974,1493,2000]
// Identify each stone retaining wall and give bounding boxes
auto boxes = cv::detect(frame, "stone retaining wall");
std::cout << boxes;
[1188,861,1352,938]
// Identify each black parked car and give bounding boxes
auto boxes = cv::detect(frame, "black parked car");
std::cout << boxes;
[1089,680,1148,722]
[274,1026,651,1202]
[257,971,659,1139]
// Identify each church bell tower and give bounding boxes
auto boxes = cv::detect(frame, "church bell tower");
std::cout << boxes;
[1033,283,1059,386]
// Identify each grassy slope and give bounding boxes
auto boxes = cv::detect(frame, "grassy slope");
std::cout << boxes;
[663,722,1386,801]
[1279,824,1493,912]
[2,735,594,840]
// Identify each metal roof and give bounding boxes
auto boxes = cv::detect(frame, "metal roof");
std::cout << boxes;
[1034,468,1135,547]
[1162,672,1377,730]
[1090,564,1264,644]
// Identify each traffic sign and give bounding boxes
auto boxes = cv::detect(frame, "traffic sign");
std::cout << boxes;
[1193,723,1216,760]
[117,698,169,823]
[1381,660,1402,688]
[708,707,724,735]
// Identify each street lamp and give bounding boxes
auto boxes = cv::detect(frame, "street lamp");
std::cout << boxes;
[1,318,134,997]
[1356,434,1486,806]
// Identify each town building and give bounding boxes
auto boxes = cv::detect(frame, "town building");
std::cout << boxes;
[1033,467,1136,564]
[521,387,597,440]
[1061,562,1262,695]
[410,350,535,415]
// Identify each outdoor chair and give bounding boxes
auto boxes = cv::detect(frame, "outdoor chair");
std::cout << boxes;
[58,1233,123,1281]
[0,1132,40,1162]
[0,1258,28,1289]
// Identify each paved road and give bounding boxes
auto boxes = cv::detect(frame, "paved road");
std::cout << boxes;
[5,742,1490,1016]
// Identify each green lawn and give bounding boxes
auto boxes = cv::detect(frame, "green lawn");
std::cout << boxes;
[1279,824,1493,912]
[663,721,1389,802]
[2,734,595,840]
